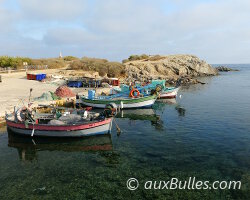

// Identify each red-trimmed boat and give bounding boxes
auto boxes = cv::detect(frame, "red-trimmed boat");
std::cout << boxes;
[5,106,114,137]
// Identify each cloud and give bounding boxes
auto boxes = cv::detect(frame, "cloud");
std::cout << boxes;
[0,0,250,63]
[18,0,88,21]
[0,1,17,33]
[43,27,99,46]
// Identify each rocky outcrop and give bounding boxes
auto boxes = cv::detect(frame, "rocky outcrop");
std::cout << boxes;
[123,55,218,85]
[216,66,239,72]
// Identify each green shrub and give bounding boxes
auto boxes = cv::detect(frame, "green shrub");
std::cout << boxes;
[48,60,66,69]
[69,57,125,78]
[148,55,165,61]
[122,59,129,63]
[63,56,79,61]
[127,54,149,61]
[0,56,32,69]
[31,58,66,69]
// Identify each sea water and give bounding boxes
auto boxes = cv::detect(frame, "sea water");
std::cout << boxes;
[0,65,249,199]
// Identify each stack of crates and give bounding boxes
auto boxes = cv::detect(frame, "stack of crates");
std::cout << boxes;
[67,81,83,88]
[27,73,46,81]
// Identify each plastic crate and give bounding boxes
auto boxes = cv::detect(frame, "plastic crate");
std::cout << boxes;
[67,81,83,88]
[88,90,95,99]
[27,74,32,80]
[27,73,36,80]
[36,73,46,81]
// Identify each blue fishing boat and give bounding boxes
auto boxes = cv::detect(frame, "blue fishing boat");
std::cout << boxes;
[80,90,157,109]
[114,80,180,99]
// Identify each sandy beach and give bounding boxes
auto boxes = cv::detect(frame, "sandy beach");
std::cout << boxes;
[0,69,109,117]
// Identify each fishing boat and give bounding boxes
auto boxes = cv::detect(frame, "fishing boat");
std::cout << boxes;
[113,80,180,99]
[81,94,157,109]
[159,87,179,99]
[5,106,114,137]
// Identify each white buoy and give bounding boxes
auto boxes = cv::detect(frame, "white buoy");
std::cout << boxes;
[83,111,88,119]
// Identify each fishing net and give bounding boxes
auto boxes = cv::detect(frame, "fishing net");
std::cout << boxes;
[49,91,60,100]
[54,86,75,98]
[59,114,82,124]
[34,92,54,101]
[48,120,66,125]
[34,92,61,101]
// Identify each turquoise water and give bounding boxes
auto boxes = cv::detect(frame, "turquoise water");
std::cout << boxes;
[0,65,250,199]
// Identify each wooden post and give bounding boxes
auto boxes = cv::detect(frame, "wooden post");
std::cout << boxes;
[95,75,97,92]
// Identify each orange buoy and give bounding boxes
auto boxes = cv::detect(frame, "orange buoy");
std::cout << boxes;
[129,89,140,98]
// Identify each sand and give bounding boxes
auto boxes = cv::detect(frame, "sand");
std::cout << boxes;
[0,69,110,117]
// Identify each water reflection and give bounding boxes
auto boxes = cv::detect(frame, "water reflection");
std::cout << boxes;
[157,98,177,105]
[180,77,213,92]
[0,122,6,134]
[116,109,163,130]
[175,105,186,116]
[8,130,113,162]
[154,99,186,117]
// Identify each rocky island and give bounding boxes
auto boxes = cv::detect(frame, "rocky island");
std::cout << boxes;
[123,54,218,85]
[215,66,239,72]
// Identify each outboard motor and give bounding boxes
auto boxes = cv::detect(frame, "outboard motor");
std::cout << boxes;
[100,103,117,118]
[155,84,163,92]
[15,107,34,122]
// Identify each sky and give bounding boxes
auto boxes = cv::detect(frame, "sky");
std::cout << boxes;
[0,0,250,63]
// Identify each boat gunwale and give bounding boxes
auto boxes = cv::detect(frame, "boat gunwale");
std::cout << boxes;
[5,117,112,131]
[81,95,157,104]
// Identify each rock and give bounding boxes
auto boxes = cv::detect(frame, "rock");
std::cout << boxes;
[216,66,239,72]
[124,55,218,85]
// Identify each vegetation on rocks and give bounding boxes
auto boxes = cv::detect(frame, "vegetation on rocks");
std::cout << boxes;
[122,54,149,63]
[69,57,125,78]
[63,56,79,61]
[31,58,66,69]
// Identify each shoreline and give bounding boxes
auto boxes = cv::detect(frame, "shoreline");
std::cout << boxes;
[0,69,110,119]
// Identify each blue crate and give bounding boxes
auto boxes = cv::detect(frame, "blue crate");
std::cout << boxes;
[67,81,83,88]
[36,73,46,81]
[88,90,95,99]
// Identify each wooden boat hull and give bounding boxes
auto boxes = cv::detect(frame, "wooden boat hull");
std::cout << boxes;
[81,95,157,109]
[6,118,113,137]
[159,88,179,99]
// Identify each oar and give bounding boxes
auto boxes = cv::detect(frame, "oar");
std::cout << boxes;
[31,122,35,137]
[28,88,33,104]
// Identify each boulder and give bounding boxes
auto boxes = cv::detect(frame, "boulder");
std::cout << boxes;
[216,66,239,72]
